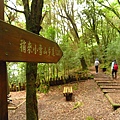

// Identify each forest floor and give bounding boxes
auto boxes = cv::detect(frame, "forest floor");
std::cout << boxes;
[8,67,120,120]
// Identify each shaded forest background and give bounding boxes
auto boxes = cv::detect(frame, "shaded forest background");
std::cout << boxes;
[5,0,120,86]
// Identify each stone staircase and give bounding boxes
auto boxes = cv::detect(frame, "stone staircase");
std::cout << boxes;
[94,73,120,110]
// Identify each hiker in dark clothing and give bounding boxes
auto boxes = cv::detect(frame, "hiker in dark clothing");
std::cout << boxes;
[111,60,118,79]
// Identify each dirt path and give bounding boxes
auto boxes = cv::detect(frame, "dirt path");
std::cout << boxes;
[8,68,120,120]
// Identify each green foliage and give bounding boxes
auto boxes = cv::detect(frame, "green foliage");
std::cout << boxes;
[73,83,78,90]
[72,101,84,110]
[37,63,46,81]
[38,83,49,93]
[58,85,61,89]
[100,62,110,68]
[60,35,81,70]
[86,116,94,120]
[41,26,56,41]
[7,62,26,85]
[89,74,94,79]
[106,38,120,64]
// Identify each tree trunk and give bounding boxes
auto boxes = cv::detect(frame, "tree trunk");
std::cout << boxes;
[26,63,38,120]
[22,0,43,120]
[80,56,88,70]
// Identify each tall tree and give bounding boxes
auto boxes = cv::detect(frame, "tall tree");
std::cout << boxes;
[54,0,88,70]
[22,0,43,120]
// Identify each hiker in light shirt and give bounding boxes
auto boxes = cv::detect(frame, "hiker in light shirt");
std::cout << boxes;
[111,60,115,71]
[94,58,100,74]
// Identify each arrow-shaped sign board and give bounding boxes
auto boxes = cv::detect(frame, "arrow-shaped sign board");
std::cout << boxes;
[0,20,63,63]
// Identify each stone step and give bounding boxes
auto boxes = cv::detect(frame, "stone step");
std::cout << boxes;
[98,82,120,86]
[100,85,120,89]
[94,77,112,81]
[95,80,114,83]
[102,89,120,93]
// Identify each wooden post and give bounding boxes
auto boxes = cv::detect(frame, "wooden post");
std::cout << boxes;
[0,0,8,120]
[0,0,4,20]
[0,62,8,120]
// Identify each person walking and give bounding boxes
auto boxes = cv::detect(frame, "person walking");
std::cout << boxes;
[111,60,118,79]
[94,58,100,74]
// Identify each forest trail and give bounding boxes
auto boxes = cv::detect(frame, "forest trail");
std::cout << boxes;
[8,66,120,120]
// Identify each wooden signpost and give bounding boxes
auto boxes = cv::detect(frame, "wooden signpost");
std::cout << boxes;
[0,0,63,119]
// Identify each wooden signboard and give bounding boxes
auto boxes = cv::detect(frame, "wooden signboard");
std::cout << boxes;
[0,20,63,63]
